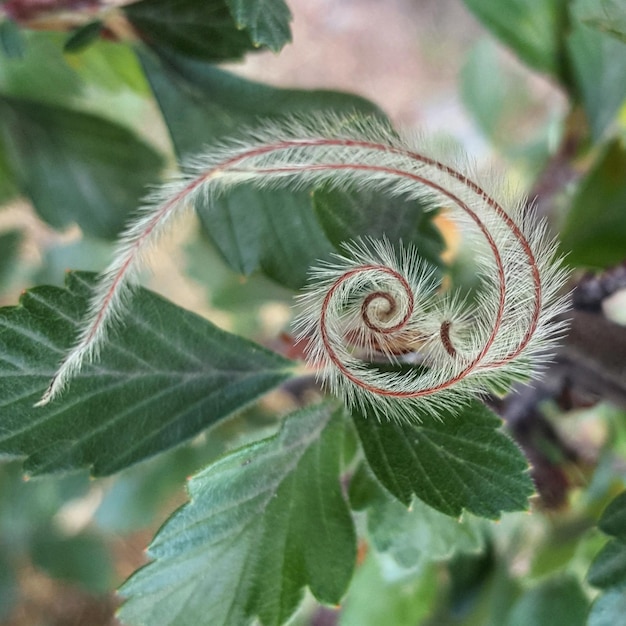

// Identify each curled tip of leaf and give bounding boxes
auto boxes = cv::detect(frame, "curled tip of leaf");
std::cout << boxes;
[41,113,569,418]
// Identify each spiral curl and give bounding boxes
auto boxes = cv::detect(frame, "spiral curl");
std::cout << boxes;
[297,228,565,421]
[37,114,569,416]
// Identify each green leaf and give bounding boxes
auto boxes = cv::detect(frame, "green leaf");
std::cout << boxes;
[226,0,292,52]
[568,0,626,138]
[529,530,581,578]
[588,539,626,588]
[431,553,520,626]
[0,135,18,205]
[184,231,292,312]
[460,39,510,141]
[197,187,335,290]
[366,496,485,568]
[0,19,25,59]
[580,0,626,45]
[312,186,444,268]
[349,462,484,567]
[95,446,199,534]
[339,554,438,626]
[139,48,384,157]
[0,30,150,127]
[31,528,114,593]
[125,0,257,61]
[352,399,534,519]
[0,548,17,620]
[0,272,293,476]
[63,20,104,53]
[0,31,82,107]
[598,490,626,541]
[183,232,294,340]
[505,575,589,626]
[0,97,163,238]
[95,405,280,533]
[0,27,147,111]
[459,38,544,153]
[347,460,378,511]
[0,229,22,290]
[462,0,569,79]
[0,147,17,206]
[560,139,626,267]
[139,49,383,288]
[69,38,150,96]
[588,584,626,626]
[118,404,356,626]
[588,491,626,590]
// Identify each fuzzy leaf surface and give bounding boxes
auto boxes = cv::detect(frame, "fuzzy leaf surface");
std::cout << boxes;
[226,0,292,51]
[118,404,356,626]
[0,272,293,476]
[352,399,534,518]
[0,98,163,238]
[125,0,257,61]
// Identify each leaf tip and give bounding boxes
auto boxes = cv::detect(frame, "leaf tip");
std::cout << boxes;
[34,376,59,407]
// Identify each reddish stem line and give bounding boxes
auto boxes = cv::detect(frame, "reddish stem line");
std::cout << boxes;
[361,279,413,333]
[250,161,509,398]
[440,321,457,357]
[241,136,542,362]
[84,176,210,345]
[76,136,541,404]
[81,142,301,348]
